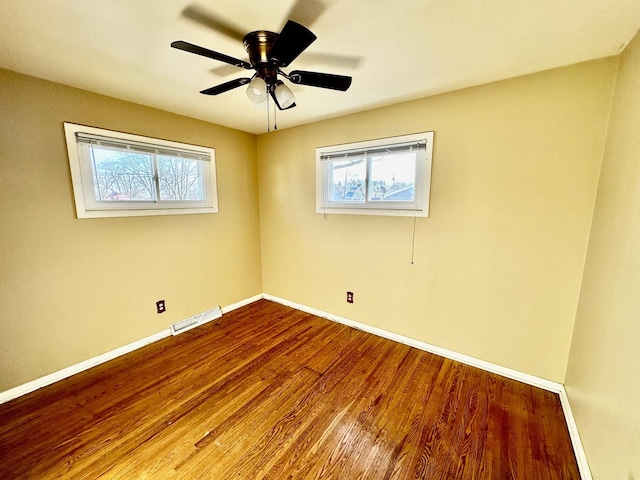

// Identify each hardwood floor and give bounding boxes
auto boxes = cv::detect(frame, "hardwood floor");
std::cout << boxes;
[0,300,580,479]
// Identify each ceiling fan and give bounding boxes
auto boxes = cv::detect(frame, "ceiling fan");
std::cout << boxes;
[171,2,353,111]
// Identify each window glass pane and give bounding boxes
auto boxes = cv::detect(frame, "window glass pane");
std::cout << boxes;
[330,158,366,202]
[157,156,204,201]
[367,153,416,202]
[91,147,155,201]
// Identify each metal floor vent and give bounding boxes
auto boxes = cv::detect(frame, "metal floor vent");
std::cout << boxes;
[171,306,222,335]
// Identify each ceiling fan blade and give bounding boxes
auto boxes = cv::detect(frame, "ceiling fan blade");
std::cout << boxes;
[171,41,252,69]
[200,77,251,95]
[285,0,327,28]
[268,20,317,68]
[289,70,352,91]
[270,89,297,110]
[181,4,246,42]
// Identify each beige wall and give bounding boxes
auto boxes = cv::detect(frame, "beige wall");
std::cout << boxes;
[2,45,638,475]
[258,58,617,383]
[565,32,640,479]
[0,69,262,392]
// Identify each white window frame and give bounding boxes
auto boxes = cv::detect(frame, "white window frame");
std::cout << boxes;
[64,122,218,218]
[316,131,434,217]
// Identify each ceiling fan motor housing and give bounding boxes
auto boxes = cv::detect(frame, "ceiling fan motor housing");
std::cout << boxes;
[243,31,280,83]
[171,18,351,108]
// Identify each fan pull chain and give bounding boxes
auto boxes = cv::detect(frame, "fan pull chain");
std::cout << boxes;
[267,95,271,133]
[274,101,278,130]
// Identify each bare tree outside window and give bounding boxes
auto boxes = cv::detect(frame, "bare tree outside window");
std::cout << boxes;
[157,156,204,201]
[65,122,217,218]
[90,149,204,203]
[91,149,155,201]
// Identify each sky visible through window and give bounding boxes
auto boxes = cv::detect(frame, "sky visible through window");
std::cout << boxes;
[331,153,416,202]
[92,148,154,201]
[91,147,203,202]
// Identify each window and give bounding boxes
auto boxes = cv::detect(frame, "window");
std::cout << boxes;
[316,131,434,217]
[64,123,218,218]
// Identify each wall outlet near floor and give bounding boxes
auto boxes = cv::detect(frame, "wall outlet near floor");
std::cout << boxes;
[156,300,166,314]
[346,291,354,303]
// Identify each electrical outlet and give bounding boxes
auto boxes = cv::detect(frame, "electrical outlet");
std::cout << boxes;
[347,291,354,303]
[156,300,166,314]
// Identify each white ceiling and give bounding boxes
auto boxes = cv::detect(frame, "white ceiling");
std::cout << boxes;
[1,0,639,135]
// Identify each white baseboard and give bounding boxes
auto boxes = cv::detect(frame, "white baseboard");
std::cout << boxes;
[0,329,171,405]
[0,294,263,405]
[559,387,593,480]
[221,294,263,314]
[264,294,595,477]
[0,292,591,479]
[263,294,563,393]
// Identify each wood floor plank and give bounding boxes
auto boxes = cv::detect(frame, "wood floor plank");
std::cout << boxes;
[0,299,581,479]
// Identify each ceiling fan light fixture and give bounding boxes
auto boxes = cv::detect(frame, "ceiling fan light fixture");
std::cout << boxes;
[274,82,296,109]
[246,76,267,103]
[172,16,353,116]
